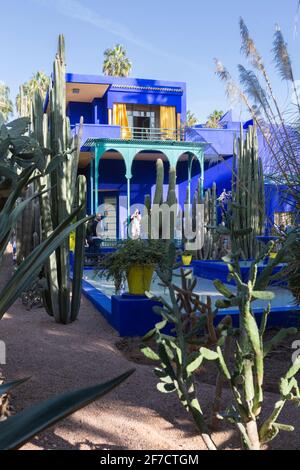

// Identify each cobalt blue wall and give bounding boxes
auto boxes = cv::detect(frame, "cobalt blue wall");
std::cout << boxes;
[93,95,108,125]
[67,102,93,127]
[66,73,187,125]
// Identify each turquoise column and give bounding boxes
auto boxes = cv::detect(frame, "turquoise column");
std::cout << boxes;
[94,146,99,213]
[127,177,131,226]
[90,155,94,215]
[199,149,204,199]
[124,148,133,237]
[187,153,194,206]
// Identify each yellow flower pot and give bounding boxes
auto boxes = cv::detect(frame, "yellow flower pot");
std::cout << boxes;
[69,231,76,252]
[182,255,192,266]
[127,265,154,295]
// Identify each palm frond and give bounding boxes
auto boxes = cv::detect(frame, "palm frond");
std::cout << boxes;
[273,27,293,81]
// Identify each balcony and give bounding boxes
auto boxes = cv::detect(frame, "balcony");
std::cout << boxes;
[122,127,184,141]
[74,123,185,146]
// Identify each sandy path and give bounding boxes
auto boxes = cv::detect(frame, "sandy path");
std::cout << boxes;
[0,251,299,450]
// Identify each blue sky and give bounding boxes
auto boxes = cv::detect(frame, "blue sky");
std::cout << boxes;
[1,0,300,121]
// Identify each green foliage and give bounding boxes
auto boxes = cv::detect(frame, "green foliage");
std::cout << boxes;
[102,44,132,77]
[143,227,300,449]
[213,247,300,450]
[281,228,300,304]
[98,239,170,293]
[0,117,47,175]
[185,110,198,128]
[0,370,134,450]
[0,111,88,318]
[141,252,233,450]
[0,83,13,122]
[16,71,50,117]
[205,110,224,129]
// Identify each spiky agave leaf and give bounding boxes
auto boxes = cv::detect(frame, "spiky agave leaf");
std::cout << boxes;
[0,369,135,450]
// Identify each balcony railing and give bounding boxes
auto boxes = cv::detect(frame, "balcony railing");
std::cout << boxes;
[74,123,186,144]
[121,127,185,141]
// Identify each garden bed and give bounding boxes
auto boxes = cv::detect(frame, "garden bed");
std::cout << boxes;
[2,295,300,450]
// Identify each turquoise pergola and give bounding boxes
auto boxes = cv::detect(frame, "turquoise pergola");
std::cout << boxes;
[85,138,206,219]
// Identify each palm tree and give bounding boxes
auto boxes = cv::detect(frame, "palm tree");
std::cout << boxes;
[16,71,50,116]
[206,110,224,128]
[102,44,132,77]
[186,110,198,127]
[0,82,13,122]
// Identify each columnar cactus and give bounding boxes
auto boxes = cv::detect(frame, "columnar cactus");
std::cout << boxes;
[144,159,178,240]
[31,35,87,324]
[231,124,265,259]
[190,179,219,260]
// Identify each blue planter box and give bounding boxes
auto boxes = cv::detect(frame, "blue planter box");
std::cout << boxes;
[82,279,172,337]
[192,260,285,286]
[111,294,169,337]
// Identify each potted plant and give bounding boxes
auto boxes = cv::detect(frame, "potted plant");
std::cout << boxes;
[181,251,193,266]
[98,240,169,295]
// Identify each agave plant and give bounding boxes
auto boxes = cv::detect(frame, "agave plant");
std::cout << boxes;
[0,371,134,450]
[0,114,136,448]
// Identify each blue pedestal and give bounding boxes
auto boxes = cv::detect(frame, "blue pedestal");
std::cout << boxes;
[111,293,167,337]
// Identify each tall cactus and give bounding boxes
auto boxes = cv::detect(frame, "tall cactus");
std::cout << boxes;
[31,35,87,324]
[232,124,265,259]
[144,159,178,240]
[191,180,218,260]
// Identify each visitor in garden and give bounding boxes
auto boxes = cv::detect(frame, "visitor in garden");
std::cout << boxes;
[130,209,141,239]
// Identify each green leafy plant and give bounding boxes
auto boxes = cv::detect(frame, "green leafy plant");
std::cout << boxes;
[212,243,299,450]
[98,239,169,293]
[142,230,300,450]
[16,71,50,117]
[0,370,134,450]
[102,44,132,77]
[0,83,13,122]
[141,244,232,450]
[205,110,224,129]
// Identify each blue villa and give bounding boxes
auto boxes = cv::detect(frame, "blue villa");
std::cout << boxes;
[65,72,296,238]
